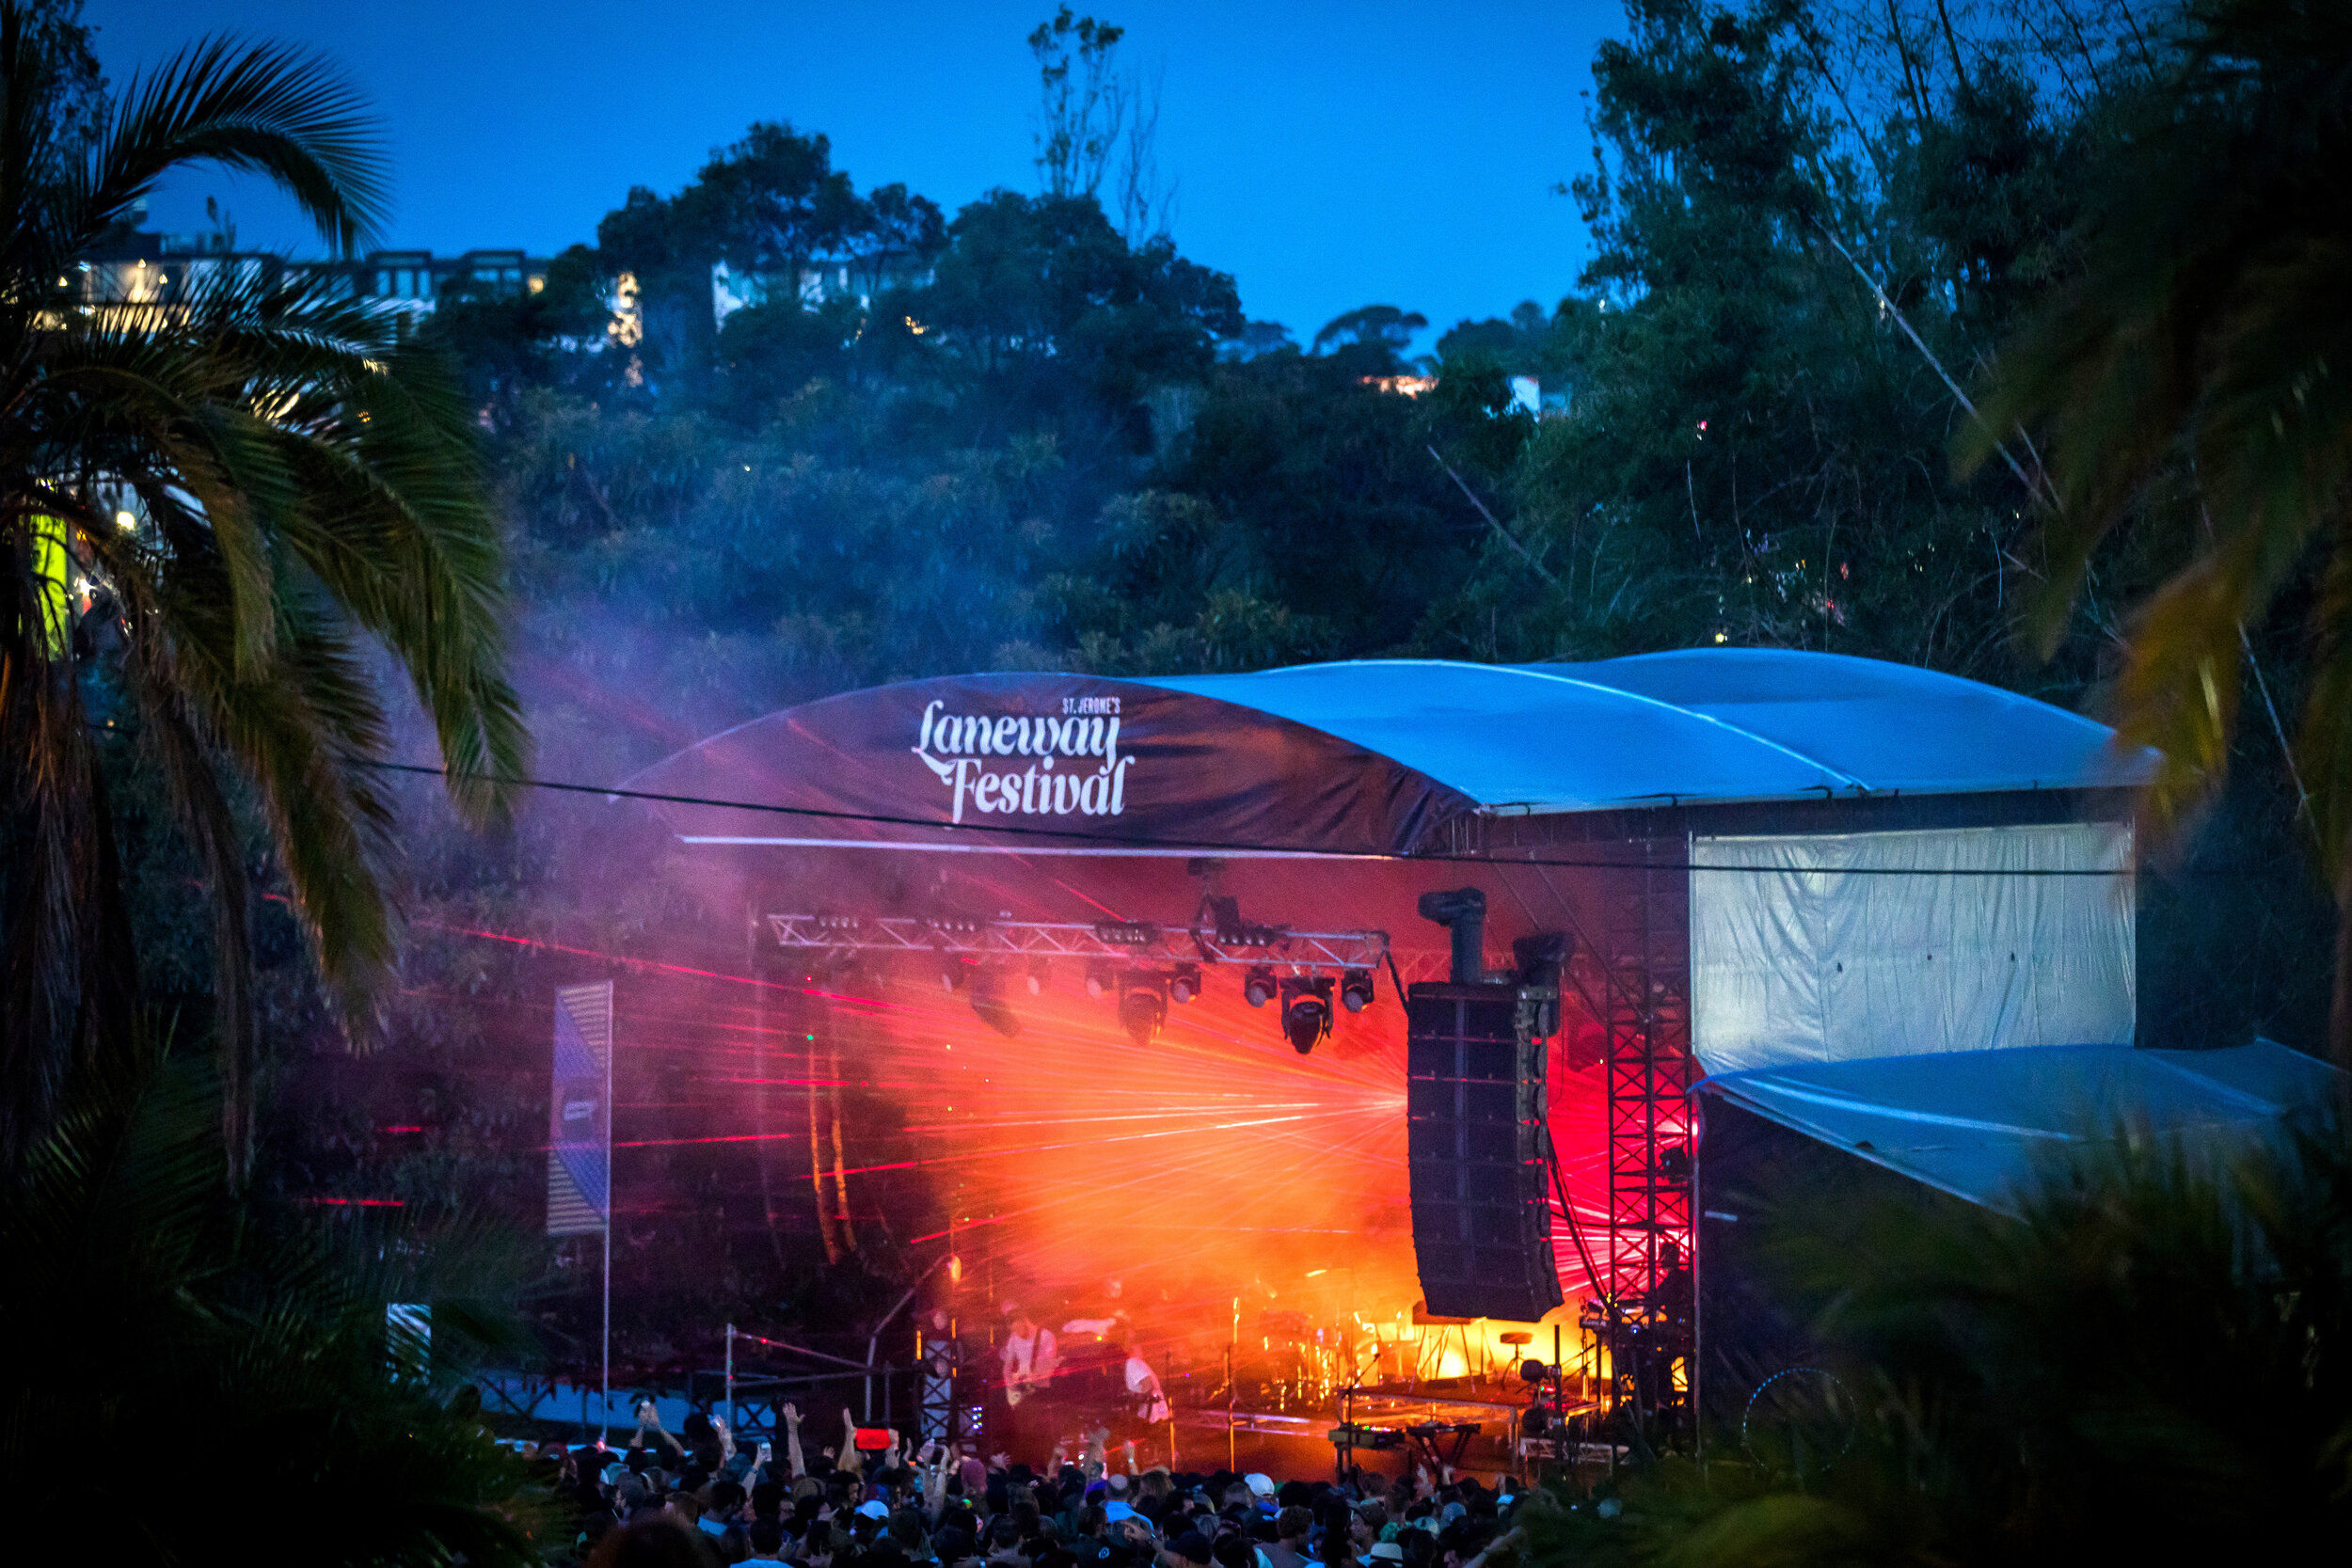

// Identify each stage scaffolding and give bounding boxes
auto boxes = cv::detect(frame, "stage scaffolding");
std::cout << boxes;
[1598,841,1694,1442]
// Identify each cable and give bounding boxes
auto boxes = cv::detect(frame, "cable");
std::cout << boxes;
[363,759,2173,878]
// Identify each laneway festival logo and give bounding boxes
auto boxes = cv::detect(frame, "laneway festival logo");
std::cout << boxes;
[912,695,1135,824]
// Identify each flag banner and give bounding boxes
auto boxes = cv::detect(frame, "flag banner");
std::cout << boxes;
[548,980,612,1236]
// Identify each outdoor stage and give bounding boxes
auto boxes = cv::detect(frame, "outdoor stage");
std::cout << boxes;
[536,651,2327,1463]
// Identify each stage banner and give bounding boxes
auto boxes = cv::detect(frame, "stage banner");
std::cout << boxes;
[618,673,1476,857]
[548,981,612,1236]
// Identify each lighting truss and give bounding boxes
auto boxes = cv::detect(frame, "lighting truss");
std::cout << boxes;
[765,911,1391,977]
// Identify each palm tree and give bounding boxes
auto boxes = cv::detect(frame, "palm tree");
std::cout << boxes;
[1963,0,2352,1061]
[0,5,527,1179]
[3,1037,548,1565]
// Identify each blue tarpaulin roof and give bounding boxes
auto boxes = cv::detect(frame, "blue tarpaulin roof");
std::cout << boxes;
[1142,650,2152,813]
[1698,1041,2343,1213]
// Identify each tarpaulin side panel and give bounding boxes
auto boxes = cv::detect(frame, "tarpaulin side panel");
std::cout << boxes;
[619,674,1478,856]
[1689,823,2135,1076]
[1696,1041,2340,1214]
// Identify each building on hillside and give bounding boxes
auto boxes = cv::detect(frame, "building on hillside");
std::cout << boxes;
[72,229,555,334]
[708,252,937,329]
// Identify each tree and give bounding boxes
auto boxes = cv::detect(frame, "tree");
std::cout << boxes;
[1522,1118,2352,1563]
[3,1041,544,1566]
[1310,305,1430,372]
[923,190,1239,436]
[1969,0,2352,1064]
[0,8,527,1179]
[1029,7,1127,201]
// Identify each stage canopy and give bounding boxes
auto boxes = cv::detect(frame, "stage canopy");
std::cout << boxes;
[1697,1041,2344,1213]
[625,650,2153,855]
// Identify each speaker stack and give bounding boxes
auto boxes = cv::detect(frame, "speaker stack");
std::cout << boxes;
[1406,890,1566,1324]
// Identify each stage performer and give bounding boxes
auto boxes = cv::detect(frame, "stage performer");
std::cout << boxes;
[1120,1343,1171,1428]
[1001,1307,1058,1402]
[1000,1306,1058,1460]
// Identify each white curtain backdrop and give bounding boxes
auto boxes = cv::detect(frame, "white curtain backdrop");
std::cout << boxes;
[1689,823,2135,1075]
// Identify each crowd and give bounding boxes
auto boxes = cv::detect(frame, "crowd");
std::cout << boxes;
[532,1400,1528,1568]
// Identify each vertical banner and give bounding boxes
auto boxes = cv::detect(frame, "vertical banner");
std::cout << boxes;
[548,980,613,1236]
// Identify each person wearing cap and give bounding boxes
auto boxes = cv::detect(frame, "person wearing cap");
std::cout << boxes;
[1243,1475,1277,1516]
[1359,1543,1406,1568]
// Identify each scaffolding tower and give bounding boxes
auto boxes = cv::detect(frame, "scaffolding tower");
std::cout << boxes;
[1600,838,1694,1439]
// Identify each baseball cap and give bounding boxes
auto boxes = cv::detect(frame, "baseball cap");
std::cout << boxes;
[1245,1474,1277,1498]
[857,1500,891,1520]
[1361,1546,1406,1566]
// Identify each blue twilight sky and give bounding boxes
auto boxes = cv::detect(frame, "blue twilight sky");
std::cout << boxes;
[83,1,1624,346]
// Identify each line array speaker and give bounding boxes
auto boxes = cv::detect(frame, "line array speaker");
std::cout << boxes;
[1406,982,1564,1323]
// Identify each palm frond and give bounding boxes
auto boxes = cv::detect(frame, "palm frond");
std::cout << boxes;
[65,32,386,259]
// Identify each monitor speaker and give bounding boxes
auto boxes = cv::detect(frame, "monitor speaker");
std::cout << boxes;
[1406,981,1564,1323]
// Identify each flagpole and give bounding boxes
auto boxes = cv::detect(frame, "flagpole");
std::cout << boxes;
[602,981,614,1433]
[601,1220,612,1432]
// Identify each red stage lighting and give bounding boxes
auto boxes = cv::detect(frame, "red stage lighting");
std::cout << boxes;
[968,967,1022,1038]
[1339,969,1376,1013]
[1117,970,1168,1045]
[1168,964,1201,1004]
[1279,975,1334,1053]
[1243,965,1277,1007]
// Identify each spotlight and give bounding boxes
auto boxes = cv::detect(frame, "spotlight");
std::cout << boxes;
[1117,970,1168,1046]
[1279,975,1333,1054]
[967,968,1021,1038]
[1025,957,1051,996]
[1085,962,1114,1000]
[1339,969,1376,1013]
[1168,964,1201,1005]
[1243,965,1278,1007]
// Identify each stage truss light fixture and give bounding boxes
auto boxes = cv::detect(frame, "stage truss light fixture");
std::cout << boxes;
[1084,961,1115,1001]
[1168,964,1201,1004]
[939,958,969,993]
[1339,968,1376,1013]
[1025,956,1051,996]
[1243,965,1278,1007]
[967,967,1022,1038]
[1117,970,1168,1046]
[1279,975,1334,1054]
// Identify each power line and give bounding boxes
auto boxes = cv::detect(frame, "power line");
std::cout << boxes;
[360,758,2208,879]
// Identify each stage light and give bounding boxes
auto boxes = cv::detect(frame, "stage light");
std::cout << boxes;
[1168,964,1201,1004]
[1243,965,1277,1007]
[1085,962,1114,1000]
[940,959,968,994]
[1025,957,1051,996]
[967,967,1021,1038]
[1117,970,1167,1046]
[1339,969,1375,1013]
[1279,975,1333,1054]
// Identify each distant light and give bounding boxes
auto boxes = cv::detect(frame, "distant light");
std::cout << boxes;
[115,510,136,531]
[1713,631,1728,644]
